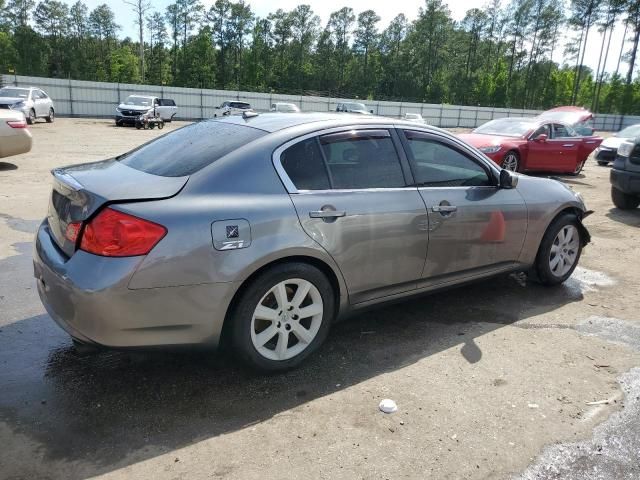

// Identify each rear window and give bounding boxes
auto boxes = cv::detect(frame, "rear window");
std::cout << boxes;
[119,121,266,177]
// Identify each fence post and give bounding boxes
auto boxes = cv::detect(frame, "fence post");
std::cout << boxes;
[200,89,204,119]
[68,78,74,117]
[457,107,462,127]
[438,105,443,127]
[474,107,479,128]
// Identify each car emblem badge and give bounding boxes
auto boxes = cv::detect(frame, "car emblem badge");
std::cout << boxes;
[226,225,239,239]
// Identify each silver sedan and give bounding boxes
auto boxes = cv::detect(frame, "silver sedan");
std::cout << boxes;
[33,113,591,371]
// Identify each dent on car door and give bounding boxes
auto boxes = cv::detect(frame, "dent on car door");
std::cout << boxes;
[400,129,528,285]
[276,128,429,304]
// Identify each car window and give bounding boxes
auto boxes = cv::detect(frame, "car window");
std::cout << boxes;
[531,124,551,138]
[552,124,573,138]
[281,138,331,191]
[38,90,48,99]
[158,99,176,106]
[31,90,40,100]
[119,121,266,177]
[319,130,405,189]
[404,133,491,187]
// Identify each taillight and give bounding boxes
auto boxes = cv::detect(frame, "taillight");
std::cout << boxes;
[7,119,27,129]
[79,207,166,257]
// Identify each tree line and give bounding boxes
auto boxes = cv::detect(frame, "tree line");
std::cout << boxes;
[0,0,639,114]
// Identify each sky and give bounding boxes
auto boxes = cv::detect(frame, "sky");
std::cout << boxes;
[83,0,631,76]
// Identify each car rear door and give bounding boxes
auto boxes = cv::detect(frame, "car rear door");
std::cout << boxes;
[550,123,581,171]
[400,129,527,285]
[275,127,429,304]
[157,98,177,120]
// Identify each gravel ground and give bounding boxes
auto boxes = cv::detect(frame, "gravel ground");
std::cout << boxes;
[1,118,639,480]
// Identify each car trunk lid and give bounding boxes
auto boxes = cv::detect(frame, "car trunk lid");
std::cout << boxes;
[48,159,187,257]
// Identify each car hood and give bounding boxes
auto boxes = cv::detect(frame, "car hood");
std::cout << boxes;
[457,133,521,148]
[600,136,628,149]
[0,97,27,105]
[118,103,152,112]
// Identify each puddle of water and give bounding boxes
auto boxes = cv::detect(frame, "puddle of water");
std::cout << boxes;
[565,267,616,294]
[516,316,640,480]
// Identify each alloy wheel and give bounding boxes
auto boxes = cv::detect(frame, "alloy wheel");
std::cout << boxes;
[250,278,324,361]
[549,225,580,277]
[502,153,518,171]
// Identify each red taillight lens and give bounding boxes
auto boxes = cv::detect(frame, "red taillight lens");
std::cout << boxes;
[7,120,27,129]
[79,207,167,257]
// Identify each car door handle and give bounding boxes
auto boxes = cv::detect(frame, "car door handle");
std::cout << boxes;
[431,205,457,213]
[562,144,576,147]
[309,210,346,219]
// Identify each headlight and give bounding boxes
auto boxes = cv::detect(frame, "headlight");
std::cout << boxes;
[116,107,122,113]
[618,141,635,157]
[12,101,26,109]
[479,145,502,154]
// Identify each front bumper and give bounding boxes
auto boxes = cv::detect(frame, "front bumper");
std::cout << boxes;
[33,221,237,348]
[115,114,140,125]
[611,168,640,195]
[595,148,616,162]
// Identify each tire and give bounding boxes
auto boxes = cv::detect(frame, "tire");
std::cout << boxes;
[569,159,585,176]
[612,187,640,210]
[231,263,335,372]
[533,213,583,286]
[27,109,35,125]
[502,151,520,172]
[158,121,164,130]
[597,160,609,166]
[46,108,54,123]
[135,123,142,130]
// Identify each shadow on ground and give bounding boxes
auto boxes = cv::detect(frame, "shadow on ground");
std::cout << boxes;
[0,227,586,478]
[605,207,640,227]
[0,162,18,171]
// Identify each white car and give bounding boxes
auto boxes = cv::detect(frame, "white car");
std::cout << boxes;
[404,113,426,123]
[0,110,32,158]
[594,124,640,165]
[336,102,372,115]
[270,102,300,113]
[115,95,177,126]
[0,86,55,125]
[214,101,252,117]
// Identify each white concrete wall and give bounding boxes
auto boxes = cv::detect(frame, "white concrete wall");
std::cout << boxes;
[2,74,638,131]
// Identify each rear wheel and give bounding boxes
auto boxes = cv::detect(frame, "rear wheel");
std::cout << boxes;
[502,151,520,172]
[46,107,54,123]
[612,187,640,210]
[569,159,585,176]
[231,263,335,371]
[533,213,583,286]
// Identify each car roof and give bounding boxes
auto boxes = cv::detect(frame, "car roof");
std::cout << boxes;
[545,106,590,113]
[217,112,441,133]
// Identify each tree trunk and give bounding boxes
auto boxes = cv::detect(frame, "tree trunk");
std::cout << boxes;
[626,24,639,85]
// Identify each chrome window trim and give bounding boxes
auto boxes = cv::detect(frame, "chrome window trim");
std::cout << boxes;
[272,124,400,194]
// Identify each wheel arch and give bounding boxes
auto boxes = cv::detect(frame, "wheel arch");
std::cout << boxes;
[219,254,345,348]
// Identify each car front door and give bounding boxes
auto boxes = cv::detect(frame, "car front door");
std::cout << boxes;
[276,127,429,304]
[400,129,528,285]
[526,123,559,170]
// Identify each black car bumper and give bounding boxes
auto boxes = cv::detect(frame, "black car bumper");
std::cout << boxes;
[595,148,616,162]
[115,115,140,125]
[611,168,640,195]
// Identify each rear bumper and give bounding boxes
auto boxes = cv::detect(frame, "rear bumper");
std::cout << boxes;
[611,168,640,195]
[0,130,32,158]
[33,221,237,348]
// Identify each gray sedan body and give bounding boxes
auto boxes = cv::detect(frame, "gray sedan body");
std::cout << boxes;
[34,113,589,369]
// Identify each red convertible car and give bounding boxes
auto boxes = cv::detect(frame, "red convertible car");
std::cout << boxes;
[458,117,603,175]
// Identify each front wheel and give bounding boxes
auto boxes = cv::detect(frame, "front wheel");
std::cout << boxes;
[533,213,583,286]
[46,108,54,123]
[612,187,640,210]
[27,109,35,125]
[502,151,520,172]
[231,263,335,371]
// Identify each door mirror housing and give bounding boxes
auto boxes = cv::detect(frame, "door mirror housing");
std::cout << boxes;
[534,133,548,142]
[499,169,518,189]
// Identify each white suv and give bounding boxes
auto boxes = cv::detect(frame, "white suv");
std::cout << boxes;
[214,101,252,117]
[0,86,55,124]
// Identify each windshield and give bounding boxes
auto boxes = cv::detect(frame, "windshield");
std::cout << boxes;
[617,125,640,138]
[474,118,535,137]
[119,121,267,177]
[346,103,366,111]
[0,88,29,98]
[123,96,153,107]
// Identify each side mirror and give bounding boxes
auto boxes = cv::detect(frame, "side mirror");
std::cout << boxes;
[499,169,518,189]
[534,133,548,142]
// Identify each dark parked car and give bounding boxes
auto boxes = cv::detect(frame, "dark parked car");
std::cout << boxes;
[610,137,640,209]
[34,113,591,371]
